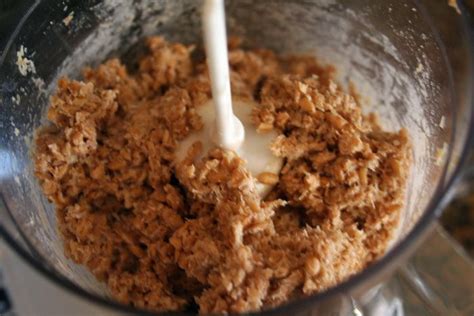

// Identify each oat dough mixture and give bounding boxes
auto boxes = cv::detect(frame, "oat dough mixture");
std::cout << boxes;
[34,37,411,314]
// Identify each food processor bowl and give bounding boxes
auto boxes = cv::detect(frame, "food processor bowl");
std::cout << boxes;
[0,0,472,315]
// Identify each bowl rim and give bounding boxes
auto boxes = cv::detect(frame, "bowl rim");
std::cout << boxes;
[0,1,473,315]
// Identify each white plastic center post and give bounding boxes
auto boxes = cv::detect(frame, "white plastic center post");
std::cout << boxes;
[175,0,283,197]
[203,0,244,150]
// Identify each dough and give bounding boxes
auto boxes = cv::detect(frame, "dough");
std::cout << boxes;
[34,37,411,314]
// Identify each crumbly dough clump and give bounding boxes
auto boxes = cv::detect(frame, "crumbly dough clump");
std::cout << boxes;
[34,37,411,314]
